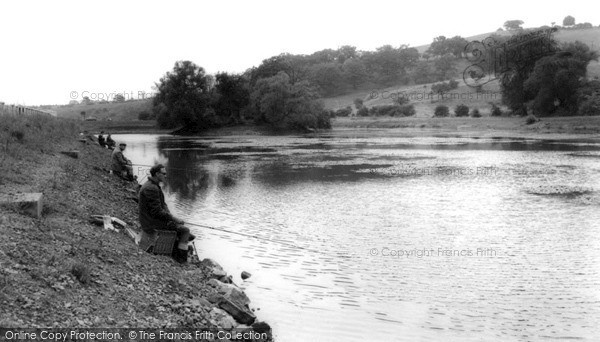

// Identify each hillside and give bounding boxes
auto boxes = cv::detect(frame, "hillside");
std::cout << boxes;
[48,99,152,121]
[324,27,600,116]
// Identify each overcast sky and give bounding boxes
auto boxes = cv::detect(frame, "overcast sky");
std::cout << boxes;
[1,0,597,106]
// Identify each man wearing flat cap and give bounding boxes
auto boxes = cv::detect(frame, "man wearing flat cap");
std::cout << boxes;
[111,142,135,181]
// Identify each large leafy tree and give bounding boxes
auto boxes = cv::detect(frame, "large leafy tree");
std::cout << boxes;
[251,72,330,130]
[500,31,558,115]
[365,45,419,85]
[427,36,468,58]
[342,58,368,89]
[309,63,344,96]
[153,61,213,129]
[251,53,308,85]
[524,42,599,115]
[214,72,250,124]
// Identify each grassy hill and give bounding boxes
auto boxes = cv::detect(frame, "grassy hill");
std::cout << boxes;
[47,99,152,121]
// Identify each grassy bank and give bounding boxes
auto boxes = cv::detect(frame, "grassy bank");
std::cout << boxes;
[331,115,600,138]
[0,114,272,339]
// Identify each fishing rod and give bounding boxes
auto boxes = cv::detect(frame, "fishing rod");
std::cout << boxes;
[184,221,321,253]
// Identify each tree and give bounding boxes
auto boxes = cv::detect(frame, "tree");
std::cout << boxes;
[366,45,418,85]
[563,15,575,26]
[309,63,344,96]
[251,53,308,85]
[524,42,599,115]
[336,45,357,64]
[500,30,558,115]
[412,61,435,84]
[214,72,250,123]
[342,58,368,89]
[504,20,524,30]
[434,105,449,117]
[251,72,330,130]
[114,94,125,102]
[434,54,457,80]
[153,60,214,129]
[454,104,469,117]
[354,98,363,109]
[81,96,92,105]
[427,36,468,58]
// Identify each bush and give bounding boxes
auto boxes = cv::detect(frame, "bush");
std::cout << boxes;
[335,107,352,117]
[354,98,363,109]
[490,103,503,116]
[470,108,481,117]
[393,96,409,106]
[578,96,600,116]
[454,104,469,117]
[431,80,459,94]
[357,106,369,117]
[372,105,399,116]
[398,104,416,116]
[434,105,449,117]
[525,115,539,125]
[138,111,151,120]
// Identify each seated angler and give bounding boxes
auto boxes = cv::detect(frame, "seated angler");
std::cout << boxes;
[111,142,135,181]
[98,131,106,147]
[138,164,195,263]
[106,133,116,149]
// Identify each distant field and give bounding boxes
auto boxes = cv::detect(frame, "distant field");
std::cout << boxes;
[50,99,152,121]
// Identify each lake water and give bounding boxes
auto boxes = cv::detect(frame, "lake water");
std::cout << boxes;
[115,130,600,342]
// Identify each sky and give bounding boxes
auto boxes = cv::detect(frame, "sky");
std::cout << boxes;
[0,0,598,106]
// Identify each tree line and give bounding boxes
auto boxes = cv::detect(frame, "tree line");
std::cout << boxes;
[150,22,599,132]
[150,36,473,131]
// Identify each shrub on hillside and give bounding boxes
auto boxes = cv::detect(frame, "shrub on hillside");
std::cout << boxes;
[525,115,539,125]
[434,105,449,117]
[372,105,400,116]
[454,104,469,117]
[335,107,352,117]
[398,104,416,116]
[357,106,369,117]
[432,80,459,95]
[138,111,152,120]
[470,108,481,117]
[490,103,503,116]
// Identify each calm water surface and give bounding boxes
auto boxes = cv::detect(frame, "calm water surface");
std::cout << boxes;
[116,131,600,342]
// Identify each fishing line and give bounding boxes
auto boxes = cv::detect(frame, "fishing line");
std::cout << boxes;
[184,221,321,254]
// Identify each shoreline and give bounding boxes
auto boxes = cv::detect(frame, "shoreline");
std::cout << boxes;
[0,118,273,340]
[86,116,600,141]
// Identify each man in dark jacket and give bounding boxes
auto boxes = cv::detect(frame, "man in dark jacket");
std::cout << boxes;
[98,131,106,147]
[138,164,194,263]
[111,143,135,181]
